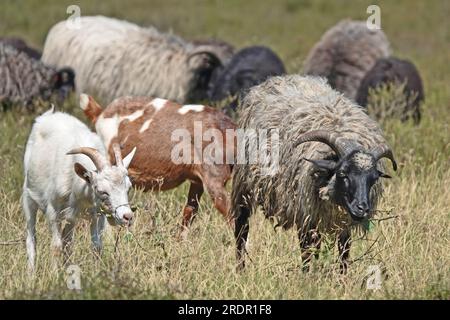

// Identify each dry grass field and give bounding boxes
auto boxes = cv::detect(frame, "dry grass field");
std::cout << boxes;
[0,0,448,299]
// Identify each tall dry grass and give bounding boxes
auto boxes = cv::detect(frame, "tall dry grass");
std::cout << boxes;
[0,0,449,299]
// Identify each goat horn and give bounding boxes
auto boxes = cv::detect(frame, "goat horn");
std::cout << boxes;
[371,145,398,171]
[294,130,353,158]
[67,147,108,171]
[112,143,123,167]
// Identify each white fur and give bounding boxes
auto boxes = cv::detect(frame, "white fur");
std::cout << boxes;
[178,104,205,115]
[95,110,144,150]
[139,119,153,133]
[22,109,135,272]
[41,16,215,104]
[80,93,89,110]
[152,98,168,111]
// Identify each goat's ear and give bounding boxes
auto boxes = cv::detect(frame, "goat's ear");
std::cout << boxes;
[122,147,137,169]
[80,94,103,124]
[303,158,337,172]
[74,162,92,184]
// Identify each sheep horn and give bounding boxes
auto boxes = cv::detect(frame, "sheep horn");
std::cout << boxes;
[67,147,108,171]
[187,48,222,67]
[112,143,123,167]
[371,145,398,171]
[294,130,353,158]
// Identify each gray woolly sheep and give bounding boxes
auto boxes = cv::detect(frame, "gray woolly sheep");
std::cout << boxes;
[303,20,391,100]
[356,57,425,124]
[232,75,397,272]
[0,37,41,60]
[208,46,286,113]
[0,43,75,110]
[41,16,222,105]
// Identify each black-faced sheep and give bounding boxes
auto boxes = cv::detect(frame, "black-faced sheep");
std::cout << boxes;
[208,46,286,112]
[0,37,41,60]
[303,19,391,100]
[0,43,75,110]
[232,75,397,272]
[41,16,223,105]
[356,57,425,124]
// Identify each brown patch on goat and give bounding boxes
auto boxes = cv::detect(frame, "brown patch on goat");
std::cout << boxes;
[82,95,236,233]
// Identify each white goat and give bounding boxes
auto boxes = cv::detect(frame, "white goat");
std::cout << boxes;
[22,107,136,271]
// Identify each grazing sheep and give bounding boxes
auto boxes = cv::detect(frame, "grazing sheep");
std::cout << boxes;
[41,16,222,104]
[208,46,286,112]
[191,38,235,65]
[232,75,397,271]
[80,94,236,237]
[0,43,75,110]
[303,20,391,100]
[22,107,136,271]
[0,37,41,60]
[356,57,425,124]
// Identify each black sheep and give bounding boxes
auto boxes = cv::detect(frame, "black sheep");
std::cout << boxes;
[356,57,424,124]
[0,43,75,110]
[208,46,286,112]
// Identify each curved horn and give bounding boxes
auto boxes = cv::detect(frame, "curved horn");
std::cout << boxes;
[67,147,108,171]
[371,145,398,171]
[187,47,222,67]
[112,143,123,167]
[294,130,352,158]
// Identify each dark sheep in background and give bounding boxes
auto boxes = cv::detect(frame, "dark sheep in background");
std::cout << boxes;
[303,20,391,100]
[208,46,286,112]
[0,43,75,110]
[0,37,41,60]
[356,57,425,124]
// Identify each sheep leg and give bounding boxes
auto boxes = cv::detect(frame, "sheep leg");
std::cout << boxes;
[178,182,204,240]
[90,213,106,256]
[235,204,250,271]
[23,193,38,273]
[298,229,321,272]
[338,229,351,274]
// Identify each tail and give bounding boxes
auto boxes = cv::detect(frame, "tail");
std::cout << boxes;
[41,104,56,116]
[80,93,103,124]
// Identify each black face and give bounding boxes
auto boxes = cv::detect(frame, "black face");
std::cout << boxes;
[188,53,221,103]
[41,68,76,103]
[307,151,391,222]
[334,159,380,221]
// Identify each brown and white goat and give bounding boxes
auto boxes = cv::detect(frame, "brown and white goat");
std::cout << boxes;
[80,94,236,234]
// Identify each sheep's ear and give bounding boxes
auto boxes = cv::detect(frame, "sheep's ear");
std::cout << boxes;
[74,162,92,184]
[303,158,337,172]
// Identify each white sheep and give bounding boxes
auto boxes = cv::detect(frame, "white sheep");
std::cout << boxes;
[22,107,136,271]
[41,16,222,104]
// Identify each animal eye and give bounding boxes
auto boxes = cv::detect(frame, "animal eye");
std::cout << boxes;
[99,191,109,198]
